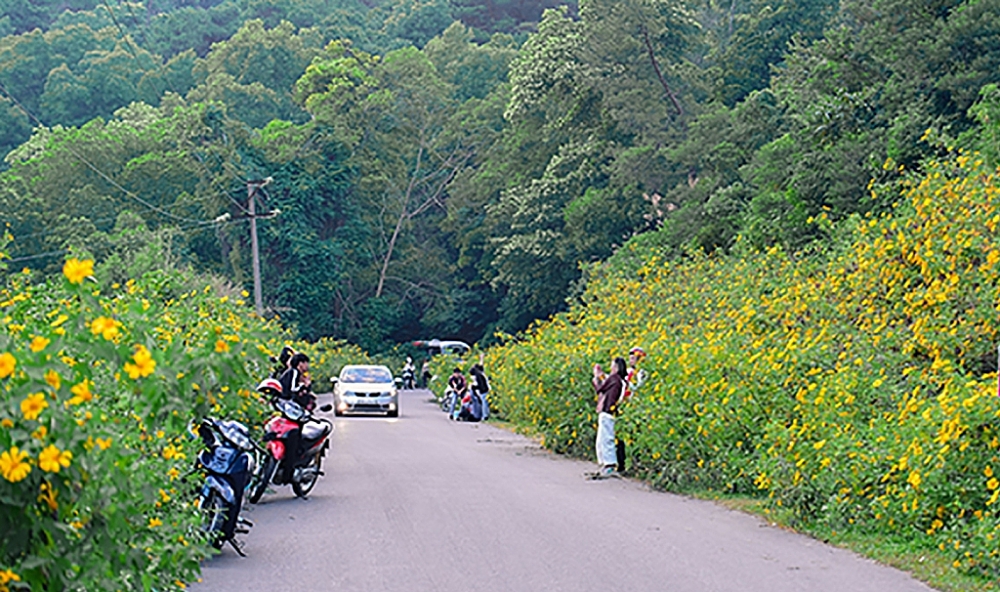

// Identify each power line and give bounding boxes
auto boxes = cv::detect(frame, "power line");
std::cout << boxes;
[98,0,251,216]
[4,216,256,264]
[99,0,148,71]
[0,80,224,227]
[5,250,71,264]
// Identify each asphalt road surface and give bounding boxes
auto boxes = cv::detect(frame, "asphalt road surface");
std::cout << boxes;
[193,389,935,592]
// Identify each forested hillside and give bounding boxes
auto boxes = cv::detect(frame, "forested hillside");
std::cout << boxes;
[2,0,999,353]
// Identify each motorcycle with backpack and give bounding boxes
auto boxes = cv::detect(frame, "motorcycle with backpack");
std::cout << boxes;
[247,378,334,502]
[192,417,260,555]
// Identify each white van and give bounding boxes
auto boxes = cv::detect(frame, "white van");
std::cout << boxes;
[412,339,471,357]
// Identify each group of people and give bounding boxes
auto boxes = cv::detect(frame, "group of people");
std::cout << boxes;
[446,354,490,422]
[591,346,646,479]
[268,343,640,479]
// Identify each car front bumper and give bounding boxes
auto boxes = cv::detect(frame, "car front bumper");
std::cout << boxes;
[337,395,398,414]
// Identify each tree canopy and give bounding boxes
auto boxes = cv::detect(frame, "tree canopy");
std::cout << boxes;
[3,0,1000,351]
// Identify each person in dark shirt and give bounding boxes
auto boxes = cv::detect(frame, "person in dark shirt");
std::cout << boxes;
[279,353,313,409]
[592,357,626,478]
[278,353,312,484]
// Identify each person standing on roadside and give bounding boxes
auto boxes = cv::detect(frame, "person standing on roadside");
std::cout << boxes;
[616,346,647,474]
[593,357,627,478]
[421,358,432,388]
[469,352,491,420]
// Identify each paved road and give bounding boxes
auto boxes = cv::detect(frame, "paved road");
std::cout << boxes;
[194,389,935,592]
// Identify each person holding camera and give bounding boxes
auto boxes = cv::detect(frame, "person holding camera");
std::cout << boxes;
[592,357,627,478]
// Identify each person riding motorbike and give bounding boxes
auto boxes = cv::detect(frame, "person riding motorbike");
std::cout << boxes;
[402,356,416,389]
[277,353,314,484]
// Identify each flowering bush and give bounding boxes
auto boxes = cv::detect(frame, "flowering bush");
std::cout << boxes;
[485,151,1000,578]
[0,255,361,591]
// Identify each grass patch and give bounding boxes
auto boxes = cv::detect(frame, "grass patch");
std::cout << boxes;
[682,491,996,592]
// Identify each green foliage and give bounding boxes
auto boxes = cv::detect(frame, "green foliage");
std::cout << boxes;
[0,257,272,590]
[423,21,516,101]
[484,143,1000,580]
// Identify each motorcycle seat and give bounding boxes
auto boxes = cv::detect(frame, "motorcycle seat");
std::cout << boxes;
[301,418,333,441]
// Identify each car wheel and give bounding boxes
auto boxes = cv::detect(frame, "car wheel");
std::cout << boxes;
[387,409,398,418]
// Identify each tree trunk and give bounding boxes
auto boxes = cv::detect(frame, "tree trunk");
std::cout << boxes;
[376,144,423,298]
[640,26,683,117]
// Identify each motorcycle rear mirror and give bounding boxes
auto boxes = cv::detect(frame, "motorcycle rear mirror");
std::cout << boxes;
[330,377,338,383]
[319,404,333,412]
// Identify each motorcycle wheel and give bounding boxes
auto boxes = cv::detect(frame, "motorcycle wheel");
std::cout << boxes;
[292,453,321,498]
[247,455,277,504]
[201,490,227,548]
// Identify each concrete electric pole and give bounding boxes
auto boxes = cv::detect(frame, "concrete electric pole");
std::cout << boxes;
[247,178,273,317]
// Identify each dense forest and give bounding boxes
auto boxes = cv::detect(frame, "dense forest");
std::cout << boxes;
[1,0,998,352]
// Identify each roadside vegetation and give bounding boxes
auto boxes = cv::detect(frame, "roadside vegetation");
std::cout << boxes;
[0,244,364,591]
[482,97,1000,589]
[6,0,1000,589]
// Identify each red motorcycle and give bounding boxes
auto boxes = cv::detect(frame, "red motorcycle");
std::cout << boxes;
[248,379,333,501]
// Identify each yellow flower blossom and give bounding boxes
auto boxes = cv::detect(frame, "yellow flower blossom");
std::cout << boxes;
[21,393,48,420]
[62,258,94,284]
[0,418,12,428]
[148,517,162,528]
[31,425,47,440]
[38,444,72,473]
[68,380,93,406]
[162,444,185,460]
[124,345,156,379]
[89,316,120,340]
[988,478,999,491]
[0,447,31,482]
[0,569,21,588]
[214,339,230,353]
[95,437,112,451]
[0,352,15,379]
[29,335,50,352]
[44,369,61,390]
[38,481,58,511]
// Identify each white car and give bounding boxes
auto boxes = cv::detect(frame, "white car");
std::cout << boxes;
[332,365,400,417]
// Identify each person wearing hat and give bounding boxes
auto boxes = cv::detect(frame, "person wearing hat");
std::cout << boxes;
[616,346,648,473]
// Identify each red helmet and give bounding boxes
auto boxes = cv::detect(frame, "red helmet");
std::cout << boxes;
[629,346,646,358]
[256,378,282,397]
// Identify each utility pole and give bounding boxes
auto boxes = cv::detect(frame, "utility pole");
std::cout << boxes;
[247,178,272,317]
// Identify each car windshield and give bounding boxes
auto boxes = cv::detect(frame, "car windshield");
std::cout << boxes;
[341,367,393,384]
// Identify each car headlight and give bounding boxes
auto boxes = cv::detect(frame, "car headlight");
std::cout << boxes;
[337,401,348,411]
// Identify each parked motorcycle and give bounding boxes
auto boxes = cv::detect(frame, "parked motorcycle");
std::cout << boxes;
[194,417,257,555]
[248,397,333,502]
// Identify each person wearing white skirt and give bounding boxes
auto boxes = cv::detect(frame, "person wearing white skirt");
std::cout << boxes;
[592,357,626,478]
